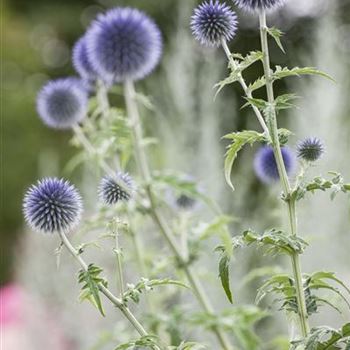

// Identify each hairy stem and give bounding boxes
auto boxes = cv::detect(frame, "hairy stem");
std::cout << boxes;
[259,11,310,338]
[124,79,234,350]
[58,230,149,338]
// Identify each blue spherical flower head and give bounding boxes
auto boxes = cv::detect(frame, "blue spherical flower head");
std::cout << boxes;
[23,178,83,234]
[254,146,296,184]
[297,137,324,162]
[191,1,238,47]
[233,0,285,11]
[72,36,98,82]
[85,7,162,84]
[99,172,135,205]
[37,78,88,129]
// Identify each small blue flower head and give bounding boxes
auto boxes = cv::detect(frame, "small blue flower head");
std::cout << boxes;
[254,146,296,183]
[233,0,285,11]
[99,172,135,205]
[23,178,83,234]
[72,36,98,82]
[297,137,324,162]
[37,78,88,129]
[85,7,162,84]
[191,1,238,47]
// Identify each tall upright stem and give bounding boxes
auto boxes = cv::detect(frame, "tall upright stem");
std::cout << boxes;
[111,220,125,297]
[124,79,234,350]
[258,11,310,338]
[58,230,149,338]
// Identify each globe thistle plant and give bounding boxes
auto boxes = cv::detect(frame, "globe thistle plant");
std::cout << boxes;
[72,36,98,82]
[233,0,285,11]
[254,146,296,183]
[37,78,88,129]
[99,172,134,205]
[23,178,82,234]
[191,0,238,47]
[297,137,324,162]
[85,7,162,84]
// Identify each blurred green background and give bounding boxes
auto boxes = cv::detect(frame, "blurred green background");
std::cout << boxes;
[2,0,350,339]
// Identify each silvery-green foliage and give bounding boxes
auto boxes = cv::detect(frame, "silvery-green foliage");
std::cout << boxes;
[290,323,350,349]
[211,2,350,348]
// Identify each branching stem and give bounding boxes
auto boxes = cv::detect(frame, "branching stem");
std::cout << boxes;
[124,79,235,350]
[58,230,149,338]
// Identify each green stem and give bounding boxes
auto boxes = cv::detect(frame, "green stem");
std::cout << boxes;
[58,230,149,338]
[112,220,125,297]
[124,79,234,350]
[258,11,310,338]
[221,39,270,138]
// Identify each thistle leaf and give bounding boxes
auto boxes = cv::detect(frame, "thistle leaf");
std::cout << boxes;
[291,323,350,349]
[123,278,188,304]
[223,130,265,190]
[272,66,335,82]
[218,253,233,304]
[267,27,285,53]
[78,264,107,317]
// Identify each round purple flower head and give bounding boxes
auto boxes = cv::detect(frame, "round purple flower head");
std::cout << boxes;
[254,146,296,184]
[233,0,285,11]
[72,36,97,82]
[99,172,134,205]
[297,137,324,162]
[85,7,162,84]
[23,178,82,234]
[37,78,88,129]
[191,1,238,47]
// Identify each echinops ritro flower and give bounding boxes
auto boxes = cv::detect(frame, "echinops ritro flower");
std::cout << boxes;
[191,0,238,47]
[297,137,324,162]
[85,7,162,84]
[233,0,285,11]
[254,146,296,183]
[99,172,134,205]
[72,36,97,82]
[37,78,88,129]
[23,178,82,234]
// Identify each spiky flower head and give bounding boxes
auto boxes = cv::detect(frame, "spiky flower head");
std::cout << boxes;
[99,172,134,205]
[37,78,88,129]
[191,1,238,47]
[72,36,98,82]
[233,0,285,11]
[85,7,162,84]
[254,146,296,183]
[23,178,82,234]
[297,137,324,162]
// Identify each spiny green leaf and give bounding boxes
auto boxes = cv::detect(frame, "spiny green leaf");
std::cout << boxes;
[214,51,263,97]
[78,264,107,317]
[291,323,350,350]
[232,51,264,71]
[223,130,265,190]
[267,27,285,53]
[233,228,308,256]
[274,93,299,111]
[272,66,335,82]
[289,172,350,202]
[248,76,267,93]
[123,278,189,304]
[114,335,160,350]
[218,253,233,304]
